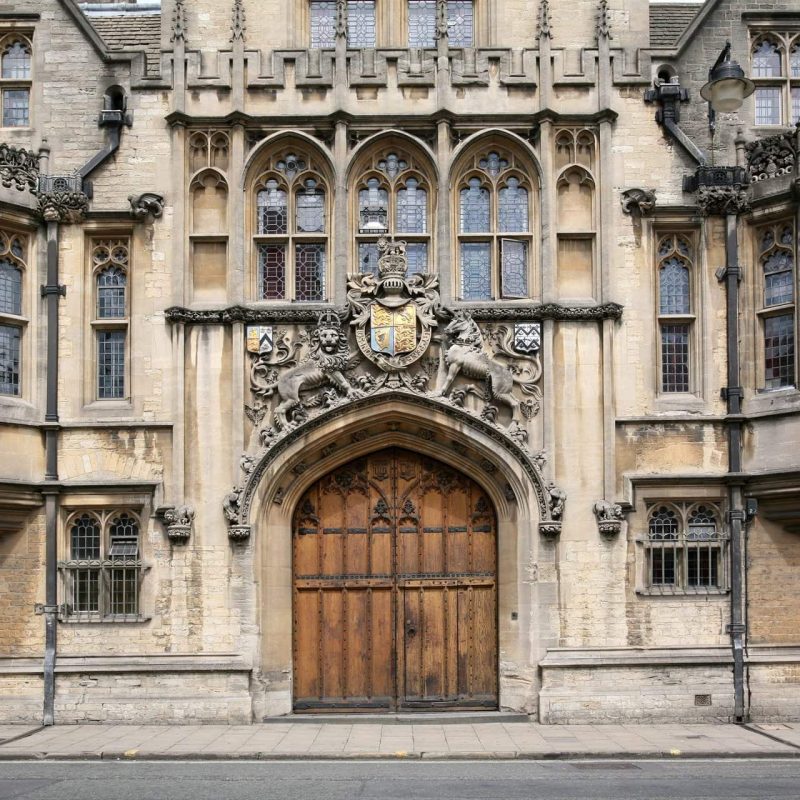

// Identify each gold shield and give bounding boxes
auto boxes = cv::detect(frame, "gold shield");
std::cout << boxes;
[370,303,417,356]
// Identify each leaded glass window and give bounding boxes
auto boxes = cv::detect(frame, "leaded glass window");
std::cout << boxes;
[0,323,20,396]
[97,330,125,400]
[0,37,31,128]
[644,503,726,592]
[310,1,336,48]
[408,0,436,47]
[348,1,376,47]
[61,510,144,620]
[0,259,21,316]
[758,221,796,389]
[456,147,535,300]
[656,234,694,394]
[353,145,433,277]
[751,33,800,126]
[447,1,474,47]
[253,150,329,301]
[97,267,127,319]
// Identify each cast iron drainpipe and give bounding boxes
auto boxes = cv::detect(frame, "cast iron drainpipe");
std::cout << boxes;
[722,212,747,722]
[41,108,128,726]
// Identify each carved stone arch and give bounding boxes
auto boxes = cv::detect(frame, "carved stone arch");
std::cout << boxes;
[244,396,550,717]
[449,129,542,189]
[346,129,438,185]
[189,168,228,235]
[242,131,335,191]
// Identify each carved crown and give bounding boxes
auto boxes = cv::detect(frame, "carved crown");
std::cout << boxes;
[377,237,408,283]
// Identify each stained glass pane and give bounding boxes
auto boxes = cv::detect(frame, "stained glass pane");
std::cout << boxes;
[348,1,376,47]
[792,87,800,124]
[764,249,793,307]
[406,242,428,275]
[459,178,489,233]
[661,323,689,392]
[659,257,690,314]
[501,239,528,298]
[2,89,29,127]
[310,1,336,48]
[97,330,125,399]
[257,181,287,235]
[765,314,795,389]
[295,243,326,302]
[792,44,800,77]
[396,178,427,233]
[0,259,21,315]
[460,241,491,300]
[0,323,20,395]
[359,178,388,233]
[408,0,436,47]
[96,266,127,319]
[752,40,782,77]
[447,1,474,47]
[71,514,101,560]
[296,180,325,233]
[257,244,286,300]
[755,87,781,125]
[358,242,379,276]
[498,178,528,232]
[1,41,30,79]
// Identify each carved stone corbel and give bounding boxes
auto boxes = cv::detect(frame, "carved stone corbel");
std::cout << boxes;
[161,504,195,544]
[620,188,656,216]
[228,525,251,542]
[37,190,89,223]
[593,500,624,538]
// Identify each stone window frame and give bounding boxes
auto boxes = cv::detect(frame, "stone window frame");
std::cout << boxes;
[452,139,537,302]
[753,217,796,392]
[58,507,149,623]
[406,1,475,48]
[654,231,699,397]
[307,0,378,48]
[636,500,729,597]
[350,144,436,278]
[748,28,800,129]
[250,147,332,303]
[0,227,28,400]
[0,31,32,129]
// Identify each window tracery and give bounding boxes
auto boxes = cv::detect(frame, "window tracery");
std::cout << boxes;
[0,229,26,397]
[0,35,31,127]
[750,33,800,125]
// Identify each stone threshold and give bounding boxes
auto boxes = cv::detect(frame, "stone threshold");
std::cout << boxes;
[262,711,530,725]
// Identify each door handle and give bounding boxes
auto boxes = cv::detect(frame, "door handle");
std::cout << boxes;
[405,621,417,638]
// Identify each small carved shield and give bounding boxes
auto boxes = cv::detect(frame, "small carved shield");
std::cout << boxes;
[370,303,417,356]
[246,325,273,354]
[514,322,541,354]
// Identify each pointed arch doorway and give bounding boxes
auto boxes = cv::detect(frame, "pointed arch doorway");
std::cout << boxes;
[292,447,498,711]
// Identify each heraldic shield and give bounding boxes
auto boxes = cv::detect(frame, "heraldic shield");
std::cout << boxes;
[370,303,417,356]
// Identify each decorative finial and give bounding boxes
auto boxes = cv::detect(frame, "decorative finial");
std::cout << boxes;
[597,0,613,40]
[171,0,186,43]
[436,0,449,39]
[231,0,246,42]
[537,0,552,40]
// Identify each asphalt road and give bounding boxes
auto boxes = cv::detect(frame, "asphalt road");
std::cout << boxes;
[0,759,798,800]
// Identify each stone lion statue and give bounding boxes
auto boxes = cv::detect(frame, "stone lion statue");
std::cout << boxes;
[253,311,356,430]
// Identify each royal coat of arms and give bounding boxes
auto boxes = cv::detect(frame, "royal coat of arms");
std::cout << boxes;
[347,238,441,371]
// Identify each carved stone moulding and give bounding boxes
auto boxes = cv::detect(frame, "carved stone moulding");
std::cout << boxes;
[539,521,562,539]
[228,524,251,542]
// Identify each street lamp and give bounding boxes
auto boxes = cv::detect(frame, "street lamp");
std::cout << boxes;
[700,41,755,132]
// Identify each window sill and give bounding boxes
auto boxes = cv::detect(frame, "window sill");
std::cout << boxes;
[58,615,151,624]
[636,587,729,597]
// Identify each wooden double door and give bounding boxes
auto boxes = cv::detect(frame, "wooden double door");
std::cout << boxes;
[293,448,498,711]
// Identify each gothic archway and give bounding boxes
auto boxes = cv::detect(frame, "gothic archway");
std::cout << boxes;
[292,447,497,711]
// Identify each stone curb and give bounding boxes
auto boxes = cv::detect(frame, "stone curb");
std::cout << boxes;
[0,749,798,761]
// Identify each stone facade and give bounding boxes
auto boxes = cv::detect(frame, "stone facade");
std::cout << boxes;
[0,0,798,724]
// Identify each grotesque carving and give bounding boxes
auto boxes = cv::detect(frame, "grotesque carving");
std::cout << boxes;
[696,185,750,216]
[163,505,195,544]
[620,188,656,216]
[593,500,624,537]
[129,192,165,221]
[0,144,40,193]
[547,482,567,520]
[251,310,357,430]
[746,131,796,182]
[223,486,242,524]
[438,310,541,421]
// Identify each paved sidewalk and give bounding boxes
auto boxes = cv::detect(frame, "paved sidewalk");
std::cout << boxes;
[0,721,799,760]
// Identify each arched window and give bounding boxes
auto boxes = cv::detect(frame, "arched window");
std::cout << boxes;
[0,36,31,127]
[0,230,27,396]
[757,221,795,390]
[92,240,130,400]
[751,34,800,125]
[656,233,695,394]
[352,144,434,277]
[62,510,143,619]
[644,502,726,592]
[454,145,535,300]
[252,148,330,301]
